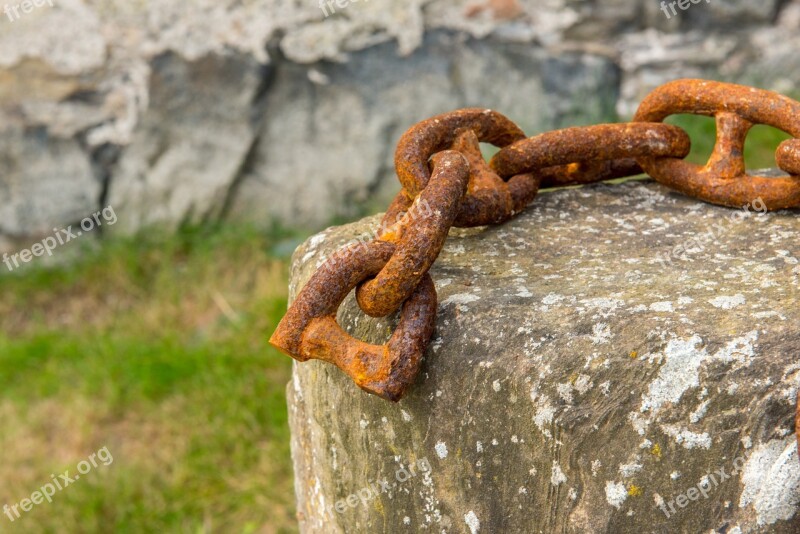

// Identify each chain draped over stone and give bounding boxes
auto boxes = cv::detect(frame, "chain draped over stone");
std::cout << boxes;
[269,79,800,455]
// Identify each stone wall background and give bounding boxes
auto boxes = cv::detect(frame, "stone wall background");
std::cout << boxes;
[1,0,799,249]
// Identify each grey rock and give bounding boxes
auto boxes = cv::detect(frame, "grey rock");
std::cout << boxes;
[286,181,800,533]
[616,30,739,117]
[542,50,622,127]
[106,52,264,233]
[0,124,98,240]
[563,0,647,41]
[682,0,783,29]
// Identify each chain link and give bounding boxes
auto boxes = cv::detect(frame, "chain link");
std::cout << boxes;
[634,79,800,209]
[270,78,800,435]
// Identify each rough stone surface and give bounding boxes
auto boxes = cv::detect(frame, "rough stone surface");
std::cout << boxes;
[286,181,800,533]
[4,0,800,243]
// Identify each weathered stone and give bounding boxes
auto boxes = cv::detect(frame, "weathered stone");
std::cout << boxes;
[106,52,264,233]
[286,181,800,533]
[682,0,783,29]
[615,30,740,117]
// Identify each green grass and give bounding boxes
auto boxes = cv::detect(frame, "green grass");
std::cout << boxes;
[664,114,792,169]
[0,225,297,533]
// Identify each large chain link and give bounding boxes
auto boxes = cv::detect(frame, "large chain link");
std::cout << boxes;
[270,79,800,449]
[633,79,800,209]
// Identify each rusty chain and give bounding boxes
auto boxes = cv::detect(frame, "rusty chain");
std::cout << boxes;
[269,79,800,450]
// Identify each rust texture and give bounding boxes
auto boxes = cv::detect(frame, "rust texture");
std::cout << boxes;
[777,139,800,176]
[450,129,540,227]
[490,123,691,178]
[269,240,436,401]
[634,79,800,209]
[394,108,526,197]
[270,75,800,454]
[356,151,470,317]
[537,159,645,188]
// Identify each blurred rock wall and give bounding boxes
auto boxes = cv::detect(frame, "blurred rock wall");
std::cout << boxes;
[1,0,799,246]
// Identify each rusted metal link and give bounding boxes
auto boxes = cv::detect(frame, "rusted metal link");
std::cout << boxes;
[356,151,470,317]
[449,129,541,227]
[490,123,690,179]
[380,190,415,233]
[537,159,645,189]
[269,240,437,401]
[395,108,526,197]
[777,139,800,176]
[634,79,800,210]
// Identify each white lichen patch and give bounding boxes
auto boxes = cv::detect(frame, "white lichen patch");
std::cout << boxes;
[464,510,480,533]
[739,437,800,526]
[640,334,705,415]
[590,323,612,344]
[660,424,712,449]
[419,466,442,526]
[557,382,574,403]
[714,331,758,367]
[542,293,565,306]
[579,297,625,318]
[605,481,628,509]
[440,293,480,308]
[435,278,453,290]
[516,286,533,298]
[689,400,710,423]
[708,294,746,309]
[551,461,567,486]
[307,232,327,251]
[618,462,643,478]
[575,374,593,394]
[435,441,448,459]
[533,396,556,439]
[649,301,674,312]
[637,332,759,433]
